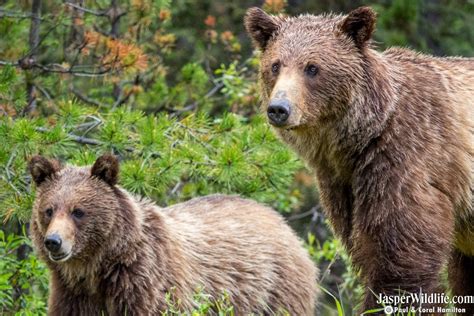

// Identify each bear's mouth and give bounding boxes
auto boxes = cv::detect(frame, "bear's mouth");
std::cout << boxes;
[277,125,299,132]
[49,251,72,262]
[271,124,299,131]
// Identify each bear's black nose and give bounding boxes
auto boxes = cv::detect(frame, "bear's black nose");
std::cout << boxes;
[267,99,291,126]
[44,234,62,252]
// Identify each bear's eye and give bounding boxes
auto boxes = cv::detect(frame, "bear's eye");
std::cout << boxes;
[271,62,280,74]
[45,208,53,217]
[304,64,319,77]
[72,208,85,219]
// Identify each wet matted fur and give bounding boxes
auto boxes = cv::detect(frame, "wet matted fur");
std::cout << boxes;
[245,6,474,313]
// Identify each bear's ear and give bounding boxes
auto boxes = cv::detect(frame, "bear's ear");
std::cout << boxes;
[339,6,376,48]
[91,154,119,186]
[28,156,62,186]
[244,7,281,51]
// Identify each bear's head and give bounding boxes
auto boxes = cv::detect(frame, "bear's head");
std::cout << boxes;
[28,154,121,264]
[245,6,377,132]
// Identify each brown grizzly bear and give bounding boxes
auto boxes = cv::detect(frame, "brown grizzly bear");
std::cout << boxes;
[28,154,318,316]
[245,6,474,313]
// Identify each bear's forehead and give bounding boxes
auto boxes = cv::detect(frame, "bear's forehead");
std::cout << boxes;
[39,167,100,201]
[267,14,344,60]
[56,166,91,184]
[277,14,342,37]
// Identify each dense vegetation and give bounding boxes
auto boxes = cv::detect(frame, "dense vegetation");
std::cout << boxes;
[0,0,472,315]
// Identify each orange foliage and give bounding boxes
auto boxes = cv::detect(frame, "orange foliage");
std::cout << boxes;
[153,32,176,53]
[263,0,287,13]
[220,31,234,42]
[159,9,171,21]
[204,15,216,28]
[82,31,148,72]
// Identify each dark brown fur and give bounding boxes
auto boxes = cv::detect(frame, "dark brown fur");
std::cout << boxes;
[245,6,474,313]
[28,155,318,315]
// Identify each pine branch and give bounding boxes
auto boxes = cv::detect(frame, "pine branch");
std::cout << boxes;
[205,82,225,99]
[35,127,103,146]
[33,63,113,77]
[69,134,103,146]
[70,87,104,107]
[167,82,225,116]
[0,60,114,77]
[0,9,45,20]
[65,2,107,16]
[0,61,18,66]
[35,127,134,152]
[111,90,132,109]
[64,2,127,25]
[288,206,321,222]
[35,84,52,100]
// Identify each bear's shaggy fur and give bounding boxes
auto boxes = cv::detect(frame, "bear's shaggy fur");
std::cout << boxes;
[28,155,318,315]
[245,6,473,312]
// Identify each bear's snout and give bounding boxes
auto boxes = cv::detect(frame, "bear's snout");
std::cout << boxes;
[267,98,291,126]
[44,233,62,252]
[44,213,75,262]
[44,231,73,262]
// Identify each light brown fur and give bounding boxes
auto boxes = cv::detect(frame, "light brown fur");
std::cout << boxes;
[29,155,318,315]
[245,6,474,313]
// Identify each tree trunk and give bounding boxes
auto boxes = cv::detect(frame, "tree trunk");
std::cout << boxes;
[22,0,41,115]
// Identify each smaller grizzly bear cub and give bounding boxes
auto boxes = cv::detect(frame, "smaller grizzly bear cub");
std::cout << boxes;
[28,154,318,315]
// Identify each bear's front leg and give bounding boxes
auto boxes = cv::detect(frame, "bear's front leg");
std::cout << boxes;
[351,163,455,314]
[352,229,448,314]
[315,168,354,249]
[47,280,106,316]
[103,261,167,315]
